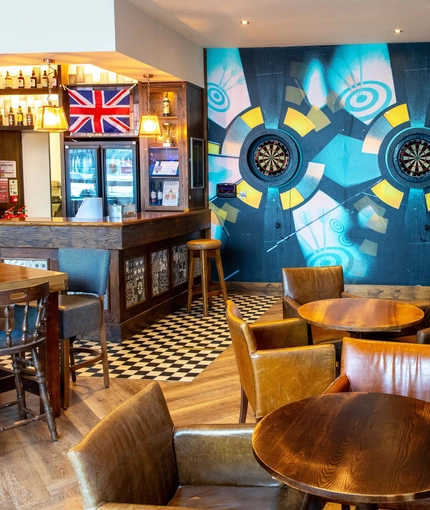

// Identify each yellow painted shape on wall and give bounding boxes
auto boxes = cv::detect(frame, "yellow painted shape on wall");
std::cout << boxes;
[219,202,239,223]
[307,106,330,132]
[208,142,221,154]
[425,193,430,212]
[285,86,306,105]
[284,108,315,137]
[384,104,409,128]
[360,239,378,257]
[241,107,264,129]
[209,202,228,227]
[280,187,305,210]
[236,180,262,209]
[371,180,404,209]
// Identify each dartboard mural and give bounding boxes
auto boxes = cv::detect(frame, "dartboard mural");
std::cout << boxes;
[207,43,430,285]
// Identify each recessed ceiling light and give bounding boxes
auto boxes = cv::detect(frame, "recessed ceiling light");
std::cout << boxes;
[240,20,250,25]
[393,29,402,34]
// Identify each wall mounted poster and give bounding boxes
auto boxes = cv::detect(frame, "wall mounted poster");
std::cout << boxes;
[0,178,9,202]
[162,180,179,206]
[0,160,16,178]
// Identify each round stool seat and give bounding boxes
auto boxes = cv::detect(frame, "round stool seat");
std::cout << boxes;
[186,239,222,251]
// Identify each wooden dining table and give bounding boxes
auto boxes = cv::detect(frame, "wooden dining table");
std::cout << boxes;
[0,263,68,417]
[252,392,430,509]
[298,297,424,336]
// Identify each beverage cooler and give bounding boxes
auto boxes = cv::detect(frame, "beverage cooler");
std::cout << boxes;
[64,140,139,217]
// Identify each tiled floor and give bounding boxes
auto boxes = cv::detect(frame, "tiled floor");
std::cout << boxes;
[74,293,279,382]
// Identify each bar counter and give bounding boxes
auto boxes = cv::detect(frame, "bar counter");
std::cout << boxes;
[0,209,211,341]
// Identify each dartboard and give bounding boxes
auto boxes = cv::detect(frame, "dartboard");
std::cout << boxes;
[397,138,430,177]
[253,139,290,177]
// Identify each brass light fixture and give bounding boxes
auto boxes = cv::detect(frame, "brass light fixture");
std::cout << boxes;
[34,58,69,133]
[138,73,161,137]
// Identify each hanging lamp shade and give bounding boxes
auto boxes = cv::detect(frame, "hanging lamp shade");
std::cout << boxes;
[138,114,161,136]
[34,105,69,132]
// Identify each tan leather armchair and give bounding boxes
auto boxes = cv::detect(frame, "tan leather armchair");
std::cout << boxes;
[282,265,356,356]
[325,337,430,510]
[68,381,305,510]
[226,299,337,423]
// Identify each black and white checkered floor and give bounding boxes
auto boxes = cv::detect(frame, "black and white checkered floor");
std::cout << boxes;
[74,294,279,382]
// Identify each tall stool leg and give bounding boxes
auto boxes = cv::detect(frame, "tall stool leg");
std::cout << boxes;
[187,251,196,313]
[200,250,209,316]
[214,249,228,307]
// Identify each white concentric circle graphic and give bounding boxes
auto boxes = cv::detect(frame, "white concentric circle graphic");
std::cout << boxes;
[338,81,392,123]
[207,82,230,112]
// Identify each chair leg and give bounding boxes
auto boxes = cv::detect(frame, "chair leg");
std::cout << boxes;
[239,386,248,423]
[69,336,77,383]
[99,298,110,389]
[11,353,27,420]
[32,348,58,441]
[61,338,71,410]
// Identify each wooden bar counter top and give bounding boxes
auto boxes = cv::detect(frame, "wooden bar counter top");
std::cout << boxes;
[0,209,211,342]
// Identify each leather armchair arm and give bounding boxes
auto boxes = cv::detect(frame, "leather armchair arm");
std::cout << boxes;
[282,296,301,318]
[174,425,280,487]
[417,327,430,344]
[250,318,308,349]
[324,373,351,393]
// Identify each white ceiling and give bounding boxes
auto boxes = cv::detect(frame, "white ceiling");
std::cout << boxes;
[129,0,430,48]
[2,0,429,83]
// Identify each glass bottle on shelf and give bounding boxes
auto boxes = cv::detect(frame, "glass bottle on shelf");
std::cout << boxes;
[51,69,58,88]
[8,107,15,126]
[157,182,163,205]
[17,70,24,88]
[0,110,3,126]
[30,69,37,88]
[16,106,23,126]
[4,71,12,89]
[41,70,49,88]
[163,92,170,116]
[26,107,33,126]
[150,181,157,205]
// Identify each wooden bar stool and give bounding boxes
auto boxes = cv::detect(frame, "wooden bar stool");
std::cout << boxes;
[187,239,228,316]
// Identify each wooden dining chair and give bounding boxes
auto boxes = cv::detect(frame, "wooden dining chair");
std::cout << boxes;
[0,281,58,441]
[57,248,111,409]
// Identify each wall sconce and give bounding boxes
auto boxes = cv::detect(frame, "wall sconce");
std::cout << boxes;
[34,58,69,133]
[138,73,161,137]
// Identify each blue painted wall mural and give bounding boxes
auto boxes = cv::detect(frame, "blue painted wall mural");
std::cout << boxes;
[206,43,430,285]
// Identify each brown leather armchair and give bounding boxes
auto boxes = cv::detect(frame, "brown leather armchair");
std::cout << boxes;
[282,265,356,356]
[68,381,305,510]
[226,299,337,423]
[325,337,430,510]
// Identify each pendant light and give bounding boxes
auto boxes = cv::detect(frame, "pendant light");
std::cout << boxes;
[138,73,161,137]
[34,58,69,133]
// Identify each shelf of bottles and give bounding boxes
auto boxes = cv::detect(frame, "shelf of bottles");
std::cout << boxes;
[0,65,59,127]
[147,90,182,208]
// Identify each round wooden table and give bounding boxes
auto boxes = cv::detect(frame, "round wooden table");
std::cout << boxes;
[298,297,424,335]
[252,392,430,509]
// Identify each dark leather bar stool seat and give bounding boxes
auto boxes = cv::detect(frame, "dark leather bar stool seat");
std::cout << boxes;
[186,239,228,316]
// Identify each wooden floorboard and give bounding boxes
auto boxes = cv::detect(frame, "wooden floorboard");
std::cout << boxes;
[0,299,343,509]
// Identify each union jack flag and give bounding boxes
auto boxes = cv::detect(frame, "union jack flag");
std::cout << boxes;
[68,88,131,134]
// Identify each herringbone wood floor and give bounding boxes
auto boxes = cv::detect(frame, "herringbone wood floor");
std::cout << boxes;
[0,300,344,510]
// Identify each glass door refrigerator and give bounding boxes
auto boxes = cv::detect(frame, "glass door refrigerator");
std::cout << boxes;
[64,140,139,217]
